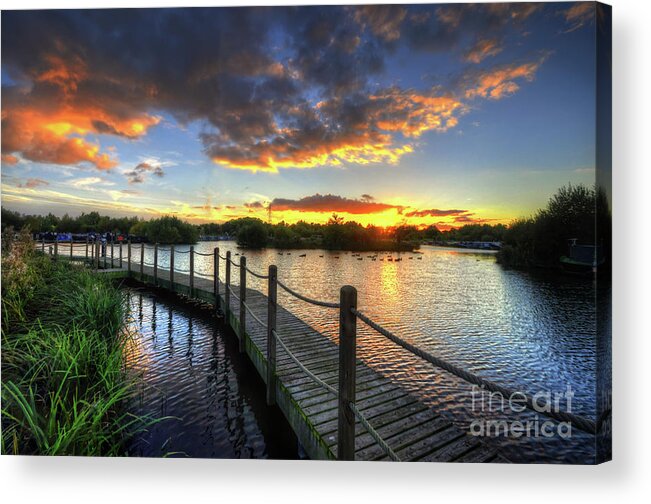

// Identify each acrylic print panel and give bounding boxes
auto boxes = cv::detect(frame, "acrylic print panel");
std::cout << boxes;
[0,2,611,464]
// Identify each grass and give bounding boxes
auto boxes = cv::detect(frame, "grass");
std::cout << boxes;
[1,228,156,455]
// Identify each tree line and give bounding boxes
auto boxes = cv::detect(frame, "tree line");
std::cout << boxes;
[2,183,608,263]
[1,210,198,244]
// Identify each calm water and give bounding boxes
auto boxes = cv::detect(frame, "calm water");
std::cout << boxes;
[123,241,609,463]
[124,289,299,459]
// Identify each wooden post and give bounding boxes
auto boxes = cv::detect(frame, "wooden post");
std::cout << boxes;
[128,240,132,273]
[119,241,123,268]
[153,243,158,285]
[189,246,195,295]
[70,238,73,260]
[140,243,144,278]
[218,247,219,310]
[225,251,231,320]
[95,240,100,270]
[85,236,89,261]
[111,238,114,268]
[54,239,58,261]
[42,237,45,253]
[170,246,175,288]
[239,256,247,353]
[49,246,53,257]
[103,239,107,269]
[266,265,278,406]
[338,285,357,461]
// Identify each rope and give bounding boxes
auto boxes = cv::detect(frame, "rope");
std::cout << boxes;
[352,308,599,435]
[228,285,240,302]
[245,266,269,279]
[174,266,191,273]
[173,249,191,254]
[228,258,241,268]
[219,254,228,260]
[243,301,268,329]
[194,251,213,256]
[273,329,338,396]
[349,402,401,461]
[143,261,156,267]
[277,280,339,309]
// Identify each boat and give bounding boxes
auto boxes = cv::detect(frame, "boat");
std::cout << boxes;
[560,240,605,275]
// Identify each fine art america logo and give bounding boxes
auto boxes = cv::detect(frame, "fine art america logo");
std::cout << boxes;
[468,385,575,439]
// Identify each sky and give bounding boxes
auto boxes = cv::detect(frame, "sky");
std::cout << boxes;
[1,2,601,230]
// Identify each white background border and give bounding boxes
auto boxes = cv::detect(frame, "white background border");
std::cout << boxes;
[1,0,649,502]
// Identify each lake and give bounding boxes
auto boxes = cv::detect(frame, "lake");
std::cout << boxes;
[122,241,608,463]
[124,289,299,459]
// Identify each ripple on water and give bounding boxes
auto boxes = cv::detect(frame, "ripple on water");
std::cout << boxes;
[128,242,607,463]
[125,289,298,459]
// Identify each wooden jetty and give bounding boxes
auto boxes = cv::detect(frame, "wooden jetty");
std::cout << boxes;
[45,240,511,462]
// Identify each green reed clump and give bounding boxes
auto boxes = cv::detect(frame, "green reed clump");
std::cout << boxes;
[1,228,155,455]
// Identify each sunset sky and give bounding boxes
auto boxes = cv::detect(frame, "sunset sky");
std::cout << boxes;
[1,2,599,229]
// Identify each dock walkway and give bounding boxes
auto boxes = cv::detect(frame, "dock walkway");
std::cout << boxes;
[41,240,603,462]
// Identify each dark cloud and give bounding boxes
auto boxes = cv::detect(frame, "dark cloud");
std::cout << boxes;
[453,214,499,224]
[125,161,165,184]
[1,5,548,172]
[18,177,50,188]
[244,201,264,209]
[405,208,468,218]
[352,5,407,42]
[406,3,540,53]
[269,193,401,214]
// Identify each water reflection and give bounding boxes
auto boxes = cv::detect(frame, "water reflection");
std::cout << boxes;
[125,288,298,459]
[129,241,605,463]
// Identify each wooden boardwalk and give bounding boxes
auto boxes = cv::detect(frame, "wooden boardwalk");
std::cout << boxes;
[56,249,505,463]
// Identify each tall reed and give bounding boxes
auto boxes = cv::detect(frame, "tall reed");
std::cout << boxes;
[1,228,156,455]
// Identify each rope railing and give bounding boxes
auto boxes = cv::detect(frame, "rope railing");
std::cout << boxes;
[349,401,401,461]
[277,279,340,309]
[243,301,267,329]
[351,307,601,435]
[228,285,240,302]
[245,266,269,280]
[273,327,400,461]
[84,244,607,459]
[273,329,338,396]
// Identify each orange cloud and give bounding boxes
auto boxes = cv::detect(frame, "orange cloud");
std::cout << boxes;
[561,2,595,33]
[464,38,503,63]
[405,208,468,218]
[1,51,160,170]
[371,90,466,138]
[269,194,403,214]
[212,88,468,172]
[2,104,159,170]
[211,127,413,172]
[1,154,19,165]
[463,56,546,100]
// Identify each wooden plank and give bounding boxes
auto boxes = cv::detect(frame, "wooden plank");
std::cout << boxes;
[115,264,504,463]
